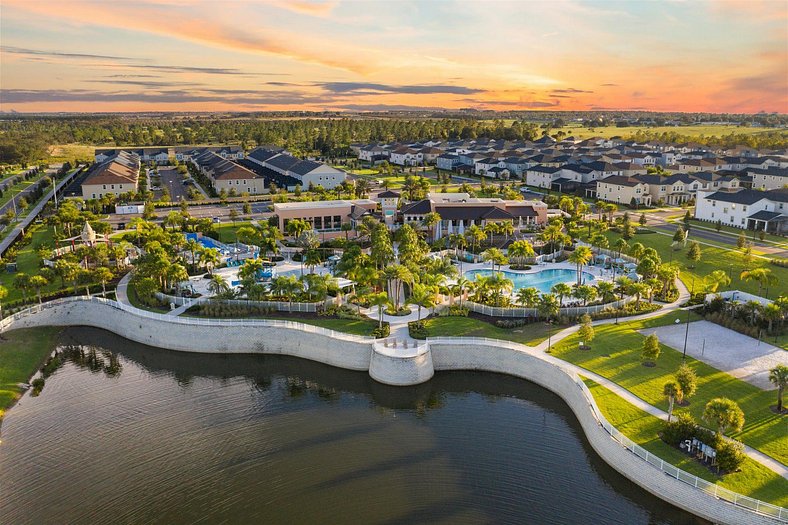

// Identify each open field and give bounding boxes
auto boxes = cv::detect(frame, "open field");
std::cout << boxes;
[584,378,788,507]
[47,144,95,164]
[551,313,787,465]
[595,228,788,298]
[0,327,61,421]
[551,124,787,140]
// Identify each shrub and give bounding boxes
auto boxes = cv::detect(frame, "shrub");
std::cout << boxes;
[31,377,45,396]
[641,333,660,365]
[715,439,746,473]
[770,257,788,268]
[577,313,594,343]
[662,413,698,446]
[494,318,530,328]
[372,324,390,338]
[408,321,428,339]
[446,305,469,317]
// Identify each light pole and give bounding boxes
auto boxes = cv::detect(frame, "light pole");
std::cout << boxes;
[682,277,695,361]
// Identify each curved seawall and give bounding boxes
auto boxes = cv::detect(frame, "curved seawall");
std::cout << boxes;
[2,297,784,525]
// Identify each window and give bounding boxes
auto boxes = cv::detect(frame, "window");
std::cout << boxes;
[103,185,107,190]
[314,217,322,229]
[723,207,728,214]
[743,206,747,212]
[711,212,715,218]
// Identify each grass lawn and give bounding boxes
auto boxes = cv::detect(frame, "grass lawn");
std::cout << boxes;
[418,314,557,346]
[679,218,788,247]
[0,225,61,303]
[0,327,61,421]
[267,315,378,336]
[213,221,254,243]
[584,378,788,507]
[597,229,788,298]
[551,313,787,465]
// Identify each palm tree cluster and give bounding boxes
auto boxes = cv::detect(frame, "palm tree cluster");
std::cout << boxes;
[703,293,786,338]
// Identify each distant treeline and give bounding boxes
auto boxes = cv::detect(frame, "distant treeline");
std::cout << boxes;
[0,114,786,165]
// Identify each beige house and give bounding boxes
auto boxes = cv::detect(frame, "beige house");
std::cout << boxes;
[82,151,140,200]
[596,176,651,206]
[274,199,378,239]
[195,151,266,195]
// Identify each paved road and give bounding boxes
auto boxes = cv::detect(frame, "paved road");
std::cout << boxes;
[0,167,82,256]
[640,214,788,258]
[0,168,57,218]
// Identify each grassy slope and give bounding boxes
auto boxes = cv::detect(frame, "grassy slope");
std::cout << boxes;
[584,378,788,507]
[0,327,61,420]
[420,315,555,346]
[551,313,787,465]
[597,229,788,298]
[267,315,378,336]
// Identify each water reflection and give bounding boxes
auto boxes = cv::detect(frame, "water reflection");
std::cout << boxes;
[0,327,702,525]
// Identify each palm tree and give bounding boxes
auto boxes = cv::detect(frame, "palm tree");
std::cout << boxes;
[515,287,540,311]
[482,247,508,272]
[551,282,572,306]
[704,269,732,294]
[29,274,48,304]
[663,381,682,422]
[629,242,645,261]
[768,365,788,413]
[595,281,616,304]
[614,238,629,260]
[407,283,435,322]
[384,264,413,311]
[465,224,485,253]
[208,274,230,296]
[166,264,189,292]
[185,238,201,273]
[498,221,514,241]
[421,212,441,243]
[200,248,220,275]
[286,218,310,239]
[539,223,566,254]
[486,272,513,306]
[573,284,598,306]
[568,245,593,286]
[304,249,321,274]
[702,398,745,438]
[483,222,500,246]
[453,276,471,308]
[13,273,31,305]
[762,302,782,334]
[507,239,535,267]
[537,293,560,322]
[368,291,390,329]
[740,268,777,297]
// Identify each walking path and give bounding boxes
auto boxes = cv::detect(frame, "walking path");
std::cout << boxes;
[115,268,787,479]
[359,273,788,479]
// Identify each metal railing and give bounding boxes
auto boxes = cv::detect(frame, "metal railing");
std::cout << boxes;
[426,335,788,523]
[1,295,373,343]
[155,292,324,313]
[462,296,633,318]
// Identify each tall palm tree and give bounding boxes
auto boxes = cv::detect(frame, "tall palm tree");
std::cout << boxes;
[453,276,471,308]
[507,239,535,267]
[482,247,508,272]
[769,365,788,413]
[407,283,435,322]
[208,274,230,296]
[663,381,682,422]
[486,272,513,306]
[538,293,560,322]
[704,269,732,294]
[384,264,413,310]
[200,248,220,276]
[573,284,598,306]
[763,303,783,334]
[568,245,593,286]
[740,268,777,297]
[184,238,201,273]
[551,282,572,306]
[595,281,615,303]
[368,292,390,329]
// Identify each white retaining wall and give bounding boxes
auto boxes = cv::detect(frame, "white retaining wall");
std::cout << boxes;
[428,339,784,525]
[2,298,373,371]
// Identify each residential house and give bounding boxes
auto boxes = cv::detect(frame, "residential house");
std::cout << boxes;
[695,189,788,232]
[596,176,651,206]
[82,151,140,200]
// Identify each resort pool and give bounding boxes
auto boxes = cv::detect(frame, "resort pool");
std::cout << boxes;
[465,268,594,294]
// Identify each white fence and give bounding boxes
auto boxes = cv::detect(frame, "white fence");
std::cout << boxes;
[1,295,372,343]
[155,292,325,313]
[576,240,638,263]
[463,296,634,318]
[427,336,788,523]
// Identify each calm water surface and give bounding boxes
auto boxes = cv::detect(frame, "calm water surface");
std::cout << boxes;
[0,327,701,524]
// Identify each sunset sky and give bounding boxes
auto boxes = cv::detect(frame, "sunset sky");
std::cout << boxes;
[1,0,786,114]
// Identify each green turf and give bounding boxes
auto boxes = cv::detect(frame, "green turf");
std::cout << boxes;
[551,313,787,465]
[212,221,254,243]
[584,378,788,507]
[596,229,788,298]
[268,315,378,336]
[0,327,61,420]
[418,315,556,346]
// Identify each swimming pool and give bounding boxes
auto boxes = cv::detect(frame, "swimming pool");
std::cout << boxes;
[464,268,594,294]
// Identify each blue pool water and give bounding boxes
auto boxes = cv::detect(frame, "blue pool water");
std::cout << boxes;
[465,268,594,294]
[185,233,226,252]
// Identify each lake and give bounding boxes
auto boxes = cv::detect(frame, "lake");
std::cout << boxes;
[0,327,698,524]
